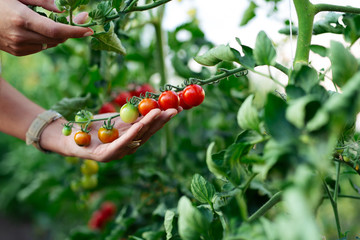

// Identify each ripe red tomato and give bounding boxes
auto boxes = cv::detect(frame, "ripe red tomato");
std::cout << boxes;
[74,131,91,147]
[178,91,192,110]
[158,90,180,110]
[88,210,106,230]
[99,102,117,114]
[114,91,132,106]
[101,201,117,219]
[138,98,159,116]
[183,84,205,107]
[98,127,119,143]
[134,84,155,97]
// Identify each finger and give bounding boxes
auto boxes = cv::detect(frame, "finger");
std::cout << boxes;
[109,122,144,151]
[19,0,62,13]
[25,10,93,39]
[135,109,177,141]
[8,43,58,56]
[14,29,66,45]
[73,12,89,25]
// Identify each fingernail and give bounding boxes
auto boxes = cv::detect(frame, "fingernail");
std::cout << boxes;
[83,31,93,37]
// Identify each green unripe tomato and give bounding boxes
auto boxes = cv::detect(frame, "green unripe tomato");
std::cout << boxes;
[65,156,80,164]
[81,160,99,176]
[120,103,139,123]
[62,125,72,136]
[81,175,98,190]
[70,180,81,192]
[75,110,93,128]
[343,156,350,162]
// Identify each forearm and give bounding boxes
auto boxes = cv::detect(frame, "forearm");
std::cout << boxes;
[0,77,69,155]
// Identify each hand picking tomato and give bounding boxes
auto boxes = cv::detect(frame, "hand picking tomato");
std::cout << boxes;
[98,126,119,143]
[158,90,180,110]
[74,131,91,147]
[75,110,93,128]
[114,91,133,106]
[183,84,205,107]
[99,102,117,114]
[138,98,159,116]
[120,103,139,123]
[178,91,192,110]
[81,160,99,175]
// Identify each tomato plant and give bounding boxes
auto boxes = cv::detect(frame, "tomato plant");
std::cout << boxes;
[120,102,139,123]
[75,110,93,128]
[74,131,91,147]
[113,91,133,107]
[98,102,117,114]
[80,160,99,176]
[158,90,180,110]
[138,98,159,116]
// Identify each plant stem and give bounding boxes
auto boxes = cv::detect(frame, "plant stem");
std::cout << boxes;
[324,194,360,200]
[322,179,342,238]
[293,0,316,65]
[124,0,173,13]
[333,162,341,203]
[314,4,360,14]
[247,191,282,223]
[69,7,74,25]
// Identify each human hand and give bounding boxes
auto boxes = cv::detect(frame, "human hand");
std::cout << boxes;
[40,108,180,162]
[0,0,93,56]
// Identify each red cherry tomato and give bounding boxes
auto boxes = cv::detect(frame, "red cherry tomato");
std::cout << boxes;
[74,131,91,147]
[114,91,132,107]
[135,84,155,97]
[158,90,180,110]
[99,102,117,114]
[88,210,106,230]
[138,98,159,116]
[98,127,119,143]
[178,91,192,110]
[183,84,205,107]
[101,201,117,219]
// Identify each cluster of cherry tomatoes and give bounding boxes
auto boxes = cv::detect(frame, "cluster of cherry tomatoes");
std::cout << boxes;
[70,159,99,191]
[88,201,117,230]
[62,83,205,147]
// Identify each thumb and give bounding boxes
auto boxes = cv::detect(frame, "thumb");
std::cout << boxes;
[73,12,90,25]
[19,0,62,13]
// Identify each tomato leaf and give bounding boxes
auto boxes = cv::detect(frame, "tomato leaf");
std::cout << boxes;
[329,41,358,88]
[289,65,319,93]
[89,1,114,25]
[191,174,216,205]
[253,31,276,66]
[91,22,126,55]
[343,14,360,45]
[177,196,212,240]
[237,94,260,132]
[240,1,257,26]
[51,94,92,120]
[264,94,299,143]
[286,96,322,129]
[194,45,237,66]
[206,143,228,179]
[310,45,327,57]
[164,210,176,240]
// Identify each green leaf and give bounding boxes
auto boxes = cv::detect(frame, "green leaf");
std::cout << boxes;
[253,31,276,66]
[206,142,228,179]
[194,45,237,66]
[235,130,265,145]
[286,96,322,129]
[343,14,360,44]
[112,0,123,10]
[329,41,358,88]
[178,196,211,240]
[289,65,319,93]
[237,94,260,132]
[234,38,256,69]
[164,210,176,240]
[313,13,344,35]
[91,22,126,55]
[89,1,114,25]
[310,45,327,57]
[264,94,299,143]
[50,94,92,120]
[190,174,216,204]
[240,1,257,26]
